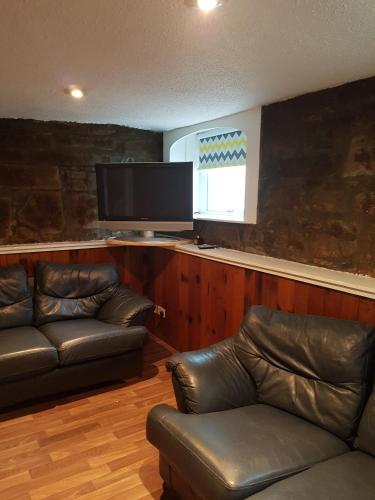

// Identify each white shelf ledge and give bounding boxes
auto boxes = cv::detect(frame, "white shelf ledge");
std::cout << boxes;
[0,240,110,255]
[0,240,373,300]
[174,244,375,300]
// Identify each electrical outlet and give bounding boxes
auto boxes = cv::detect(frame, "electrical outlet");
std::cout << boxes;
[154,305,166,319]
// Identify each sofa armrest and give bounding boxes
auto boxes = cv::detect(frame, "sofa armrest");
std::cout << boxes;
[97,284,154,327]
[166,337,257,414]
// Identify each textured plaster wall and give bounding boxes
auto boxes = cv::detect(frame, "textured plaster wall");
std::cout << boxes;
[196,77,375,277]
[0,119,162,244]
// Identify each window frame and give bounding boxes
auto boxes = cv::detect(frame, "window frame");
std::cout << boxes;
[167,107,261,225]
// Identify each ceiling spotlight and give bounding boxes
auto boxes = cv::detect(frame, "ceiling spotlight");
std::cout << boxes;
[185,0,226,11]
[64,86,85,99]
[198,0,223,11]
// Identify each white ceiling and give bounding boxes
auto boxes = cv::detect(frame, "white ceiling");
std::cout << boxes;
[0,0,374,131]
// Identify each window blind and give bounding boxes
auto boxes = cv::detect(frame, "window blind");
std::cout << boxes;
[198,130,247,170]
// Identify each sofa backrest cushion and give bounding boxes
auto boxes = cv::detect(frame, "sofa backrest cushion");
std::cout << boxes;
[35,262,120,325]
[234,305,375,440]
[355,385,375,456]
[0,265,33,329]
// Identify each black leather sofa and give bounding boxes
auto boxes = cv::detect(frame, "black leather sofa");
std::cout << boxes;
[0,262,153,409]
[147,305,375,500]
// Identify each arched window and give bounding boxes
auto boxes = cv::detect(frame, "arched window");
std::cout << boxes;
[170,127,247,222]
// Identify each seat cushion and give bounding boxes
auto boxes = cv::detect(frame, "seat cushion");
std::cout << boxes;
[34,262,120,325]
[250,451,375,500]
[234,306,375,440]
[0,265,33,329]
[0,326,58,383]
[147,404,349,500]
[39,318,147,366]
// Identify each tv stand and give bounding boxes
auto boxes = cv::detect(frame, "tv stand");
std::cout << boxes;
[106,233,192,247]
[138,230,155,239]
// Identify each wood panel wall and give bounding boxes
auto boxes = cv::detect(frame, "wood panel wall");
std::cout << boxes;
[0,247,145,294]
[143,248,375,351]
[1,246,374,352]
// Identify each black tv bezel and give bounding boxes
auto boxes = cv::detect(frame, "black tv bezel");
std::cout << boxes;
[96,162,193,222]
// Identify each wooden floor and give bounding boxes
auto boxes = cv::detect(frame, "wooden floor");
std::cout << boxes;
[0,336,176,500]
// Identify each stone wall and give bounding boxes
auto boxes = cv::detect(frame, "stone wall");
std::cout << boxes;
[0,119,162,244]
[196,77,375,277]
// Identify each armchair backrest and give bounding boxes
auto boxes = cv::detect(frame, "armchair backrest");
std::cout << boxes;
[355,383,375,456]
[234,305,375,441]
[0,264,33,329]
[35,262,120,325]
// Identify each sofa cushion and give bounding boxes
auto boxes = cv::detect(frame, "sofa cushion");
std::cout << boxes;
[0,326,58,383]
[355,387,375,456]
[147,403,348,500]
[35,262,120,325]
[249,451,375,500]
[0,265,33,329]
[39,318,147,366]
[234,306,375,440]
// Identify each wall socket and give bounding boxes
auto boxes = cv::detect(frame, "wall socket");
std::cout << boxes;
[154,305,166,319]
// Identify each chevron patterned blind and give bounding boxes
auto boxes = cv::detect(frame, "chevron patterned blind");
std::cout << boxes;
[198,130,247,170]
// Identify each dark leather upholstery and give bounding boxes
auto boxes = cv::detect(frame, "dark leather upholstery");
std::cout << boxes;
[166,337,257,414]
[0,265,33,329]
[34,262,120,325]
[355,386,375,456]
[39,319,148,366]
[0,349,143,409]
[147,403,349,500]
[0,262,152,409]
[147,305,375,499]
[249,451,375,500]
[234,306,375,440]
[97,284,154,327]
[0,326,58,382]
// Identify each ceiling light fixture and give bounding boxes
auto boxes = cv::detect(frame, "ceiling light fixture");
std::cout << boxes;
[185,0,226,11]
[198,0,223,11]
[64,86,85,99]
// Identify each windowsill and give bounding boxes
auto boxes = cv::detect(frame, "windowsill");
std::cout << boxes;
[194,213,246,223]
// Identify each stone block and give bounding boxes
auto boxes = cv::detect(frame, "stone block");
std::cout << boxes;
[18,191,65,234]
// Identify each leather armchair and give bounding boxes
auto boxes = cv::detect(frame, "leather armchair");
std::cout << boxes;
[147,306,375,500]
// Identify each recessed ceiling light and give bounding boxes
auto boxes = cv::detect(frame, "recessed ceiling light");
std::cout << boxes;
[185,0,226,11]
[64,86,85,99]
[198,0,223,11]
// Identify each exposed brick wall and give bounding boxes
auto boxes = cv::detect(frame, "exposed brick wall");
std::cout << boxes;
[196,77,375,277]
[0,119,162,244]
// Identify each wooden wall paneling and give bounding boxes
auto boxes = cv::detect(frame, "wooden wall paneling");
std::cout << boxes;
[122,247,148,294]
[306,284,326,315]
[275,277,296,313]
[244,270,262,311]
[292,281,310,314]
[149,251,375,348]
[198,259,246,348]
[176,252,191,352]
[185,254,203,351]
[1,246,375,351]
[358,297,375,326]
[145,248,178,348]
[259,273,279,309]
[339,293,360,321]
[221,262,246,341]
[322,288,343,319]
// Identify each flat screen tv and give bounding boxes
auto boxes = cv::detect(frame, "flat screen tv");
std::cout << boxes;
[96,162,193,232]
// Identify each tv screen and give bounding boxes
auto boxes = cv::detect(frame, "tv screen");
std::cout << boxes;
[96,162,193,221]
